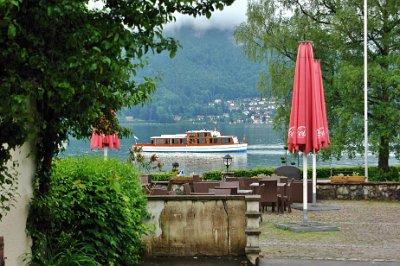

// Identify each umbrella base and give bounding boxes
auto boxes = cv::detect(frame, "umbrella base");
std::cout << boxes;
[291,203,340,211]
[274,222,339,232]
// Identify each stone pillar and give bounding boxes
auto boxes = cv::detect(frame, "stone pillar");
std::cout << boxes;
[245,195,261,266]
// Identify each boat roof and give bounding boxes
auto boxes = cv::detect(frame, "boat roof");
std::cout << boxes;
[150,134,187,139]
[150,129,233,139]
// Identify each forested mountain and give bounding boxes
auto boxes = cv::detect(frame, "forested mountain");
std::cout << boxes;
[125,26,264,122]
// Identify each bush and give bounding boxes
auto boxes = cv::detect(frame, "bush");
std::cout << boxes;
[203,167,275,179]
[27,156,148,265]
[203,170,222,180]
[150,172,174,181]
[203,165,400,181]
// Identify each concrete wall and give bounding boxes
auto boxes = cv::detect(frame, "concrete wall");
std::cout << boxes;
[144,195,247,257]
[317,182,400,200]
[0,143,35,266]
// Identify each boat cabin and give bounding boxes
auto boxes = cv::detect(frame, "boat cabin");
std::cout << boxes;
[149,130,239,146]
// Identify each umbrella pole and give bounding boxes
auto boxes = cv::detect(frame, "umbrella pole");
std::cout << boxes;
[303,152,308,224]
[104,147,108,160]
[312,151,317,204]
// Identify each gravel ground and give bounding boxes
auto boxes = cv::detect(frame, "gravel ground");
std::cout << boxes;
[259,200,400,263]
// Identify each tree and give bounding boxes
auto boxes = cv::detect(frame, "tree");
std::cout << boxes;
[0,0,234,195]
[234,0,400,171]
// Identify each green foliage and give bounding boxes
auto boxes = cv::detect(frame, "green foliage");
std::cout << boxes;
[149,172,174,182]
[27,156,148,265]
[0,160,19,222]
[203,167,275,179]
[232,167,275,177]
[0,0,235,197]
[304,166,400,181]
[367,166,400,182]
[203,166,400,181]
[234,0,400,170]
[129,146,164,173]
[203,170,223,180]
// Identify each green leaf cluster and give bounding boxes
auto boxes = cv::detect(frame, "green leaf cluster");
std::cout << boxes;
[0,0,234,215]
[26,156,148,265]
[203,166,400,181]
[234,0,400,170]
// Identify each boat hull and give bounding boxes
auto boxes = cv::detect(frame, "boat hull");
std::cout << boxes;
[139,143,247,153]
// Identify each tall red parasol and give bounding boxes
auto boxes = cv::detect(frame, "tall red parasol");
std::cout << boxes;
[287,42,330,223]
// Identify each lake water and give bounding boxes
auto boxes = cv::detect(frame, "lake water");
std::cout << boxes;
[62,122,398,174]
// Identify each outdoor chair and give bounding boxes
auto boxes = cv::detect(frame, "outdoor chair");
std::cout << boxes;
[219,180,240,188]
[183,183,192,195]
[274,166,301,180]
[278,176,288,184]
[193,181,220,193]
[277,178,294,213]
[218,181,240,195]
[192,174,201,182]
[184,183,214,195]
[140,175,153,194]
[209,188,231,195]
[239,177,257,190]
[258,180,279,213]
[150,188,169,195]
[290,181,312,203]
[225,177,239,182]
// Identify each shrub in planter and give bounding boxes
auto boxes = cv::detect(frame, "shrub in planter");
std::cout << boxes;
[27,156,148,265]
[203,170,222,180]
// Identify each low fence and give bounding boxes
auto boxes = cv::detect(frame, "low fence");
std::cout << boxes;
[317,181,400,200]
[143,195,261,265]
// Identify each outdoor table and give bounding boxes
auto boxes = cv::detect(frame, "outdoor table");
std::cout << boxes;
[250,182,260,194]
[237,189,253,195]
[250,182,286,196]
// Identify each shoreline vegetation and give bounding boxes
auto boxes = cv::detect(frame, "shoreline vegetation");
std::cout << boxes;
[148,165,400,182]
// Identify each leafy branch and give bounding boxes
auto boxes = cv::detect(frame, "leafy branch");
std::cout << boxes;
[129,146,163,173]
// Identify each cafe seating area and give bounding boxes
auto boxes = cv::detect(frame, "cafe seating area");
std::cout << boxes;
[140,173,310,214]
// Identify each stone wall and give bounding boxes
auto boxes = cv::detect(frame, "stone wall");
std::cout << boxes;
[317,182,400,200]
[144,195,261,261]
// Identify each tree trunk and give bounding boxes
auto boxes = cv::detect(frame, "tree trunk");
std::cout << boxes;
[36,126,58,195]
[378,136,389,172]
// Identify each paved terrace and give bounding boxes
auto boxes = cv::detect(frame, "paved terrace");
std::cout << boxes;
[142,200,400,265]
[259,200,400,264]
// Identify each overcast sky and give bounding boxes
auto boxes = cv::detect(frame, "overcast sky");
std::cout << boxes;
[165,0,248,32]
[88,0,248,32]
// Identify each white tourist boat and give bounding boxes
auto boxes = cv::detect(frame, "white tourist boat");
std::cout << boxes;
[133,129,247,153]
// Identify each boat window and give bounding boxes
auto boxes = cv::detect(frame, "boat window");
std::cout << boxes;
[198,133,204,137]
[223,138,231,143]
[205,132,210,137]
[172,139,179,144]
[189,133,196,137]
[181,139,187,144]
[189,138,195,144]
[199,138,205,144]
[156,139,163,144]
[151,140,154,144]
[165,139,171,144]
[214,138,221,144]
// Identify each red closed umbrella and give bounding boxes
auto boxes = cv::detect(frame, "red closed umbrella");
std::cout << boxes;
[90,111,121,159]
[90,130,120,159]
[288,42,330,224]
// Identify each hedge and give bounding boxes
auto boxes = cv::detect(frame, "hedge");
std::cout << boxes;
[203,165,400,181]
[27,156,149,265]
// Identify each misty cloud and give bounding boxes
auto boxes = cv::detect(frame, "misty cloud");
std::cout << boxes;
[164,0,247,33]
[87,0,248,33]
